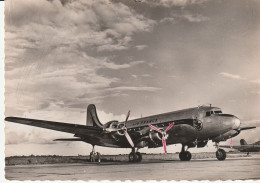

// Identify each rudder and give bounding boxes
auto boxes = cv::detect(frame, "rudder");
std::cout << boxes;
[87,104,103,128]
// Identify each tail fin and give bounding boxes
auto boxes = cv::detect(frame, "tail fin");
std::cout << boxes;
[240,139,247,145]
[86,104,103,128]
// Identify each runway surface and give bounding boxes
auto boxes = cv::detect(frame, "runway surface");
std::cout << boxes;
[5,157,260,181]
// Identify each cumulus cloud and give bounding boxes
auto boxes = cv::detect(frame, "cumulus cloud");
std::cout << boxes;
[4,0,158,112]
[219,72,246,80]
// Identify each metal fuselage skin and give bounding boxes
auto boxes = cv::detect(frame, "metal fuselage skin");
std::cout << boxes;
[97,106,241,148]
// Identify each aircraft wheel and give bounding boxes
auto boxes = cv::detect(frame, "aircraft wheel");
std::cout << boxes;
[129,152,137,162]
[135,152,142,162]
[179,151,192,161]
[216,148,226,161]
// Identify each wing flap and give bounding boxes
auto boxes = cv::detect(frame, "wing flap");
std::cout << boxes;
[5,117,103,134]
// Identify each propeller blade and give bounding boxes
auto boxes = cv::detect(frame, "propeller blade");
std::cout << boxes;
[125,110,130,122]
[230,138,233,148]
[165,123,174,132]
[148,124,162,133]
[162,136,167,154]
[124,130,134,147]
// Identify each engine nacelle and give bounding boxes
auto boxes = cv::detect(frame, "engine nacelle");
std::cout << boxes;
[148,130,168,147]
[212,130,239,142]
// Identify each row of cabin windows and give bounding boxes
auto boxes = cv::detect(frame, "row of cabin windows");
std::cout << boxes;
[205,110,222,117]
[128,121,172,131]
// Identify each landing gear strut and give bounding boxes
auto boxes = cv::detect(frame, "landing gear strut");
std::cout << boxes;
[89,145,101,162]
[215,143,226,161]
[179,145,192,161]
[129,147,142,162]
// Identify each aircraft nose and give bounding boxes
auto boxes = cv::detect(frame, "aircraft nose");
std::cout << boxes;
[232,117,241,129]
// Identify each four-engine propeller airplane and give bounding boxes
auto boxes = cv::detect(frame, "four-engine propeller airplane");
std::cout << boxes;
[219,139,260,155]
[5,104,256,162]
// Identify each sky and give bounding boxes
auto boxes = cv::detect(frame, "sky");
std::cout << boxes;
[3,0,260,156]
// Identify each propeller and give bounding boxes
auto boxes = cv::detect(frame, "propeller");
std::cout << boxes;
[148,123,174,154]
[122,110,134,147]
[230,138,233,148]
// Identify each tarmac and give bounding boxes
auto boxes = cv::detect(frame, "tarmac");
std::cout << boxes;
[5,155,260,181]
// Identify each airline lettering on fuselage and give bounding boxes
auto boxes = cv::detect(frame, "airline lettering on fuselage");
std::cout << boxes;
[133,119,158,126]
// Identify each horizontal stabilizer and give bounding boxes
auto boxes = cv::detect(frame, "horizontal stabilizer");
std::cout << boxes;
[54,138,82,141]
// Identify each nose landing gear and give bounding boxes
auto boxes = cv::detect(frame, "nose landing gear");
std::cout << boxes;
[179,145,192,161]
[215,143,226,161]
[129,148,142,162]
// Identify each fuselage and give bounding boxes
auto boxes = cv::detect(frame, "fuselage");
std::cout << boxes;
[101,105,241,148]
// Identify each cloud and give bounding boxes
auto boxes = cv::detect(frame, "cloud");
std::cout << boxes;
[168,75,177,78]
[160,17,175,23]
[182,14,209,22]
[135,45,148,50]
[131,74,152,78]
[4,0,158,112]
[142,0,207,7]
[250,79,260,84]
[108,86,161,92]
[219,72,246,80]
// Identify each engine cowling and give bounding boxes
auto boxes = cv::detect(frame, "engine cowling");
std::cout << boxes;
[148,129,168,147]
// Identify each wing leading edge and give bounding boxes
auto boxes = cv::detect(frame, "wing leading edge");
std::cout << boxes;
[5,117,103,135]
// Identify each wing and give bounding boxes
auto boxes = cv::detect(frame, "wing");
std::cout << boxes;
[5,117,103,134]
[219,145,260,151]
[219,145,241,149]
[5,117,128,148]
[240,126,256,131]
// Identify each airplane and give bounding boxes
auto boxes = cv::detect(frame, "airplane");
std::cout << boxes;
[5,104,256,162]
[219,139,260,155]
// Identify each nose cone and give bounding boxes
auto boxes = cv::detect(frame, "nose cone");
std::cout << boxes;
[232,117,241,129]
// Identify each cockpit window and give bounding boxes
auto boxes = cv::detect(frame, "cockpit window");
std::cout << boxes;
[206,110,222,117]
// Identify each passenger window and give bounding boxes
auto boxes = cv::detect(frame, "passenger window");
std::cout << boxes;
[206,111,211,117]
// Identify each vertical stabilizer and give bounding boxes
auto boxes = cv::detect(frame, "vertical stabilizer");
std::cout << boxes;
[87,104,103,128]
[240,139,247,145]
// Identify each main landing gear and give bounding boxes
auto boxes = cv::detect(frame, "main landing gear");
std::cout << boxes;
[215,143,226,161]
[179,145,192,161]
[129,148,142,162]
[89,145,101,163]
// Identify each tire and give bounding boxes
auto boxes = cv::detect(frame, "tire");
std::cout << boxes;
[179,151,192,161]
[185,151,192,161]
[129,152,137,162]
[216,148,226,161]
[136,152,142,162]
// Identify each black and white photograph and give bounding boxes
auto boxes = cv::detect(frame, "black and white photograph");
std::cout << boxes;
[2,0,260,181]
